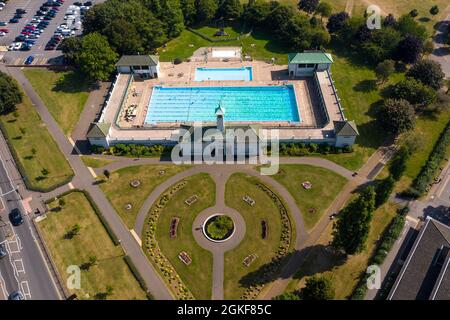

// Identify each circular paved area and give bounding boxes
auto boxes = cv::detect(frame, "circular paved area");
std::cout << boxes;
[192,206,246,253]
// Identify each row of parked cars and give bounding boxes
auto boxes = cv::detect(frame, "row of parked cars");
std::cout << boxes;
[8,0,66,51]
[46,1,91,50]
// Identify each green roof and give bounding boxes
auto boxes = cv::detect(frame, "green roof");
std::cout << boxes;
[288,52,333,64]
[334,121,359,136]
[116,55,159,67]
[87,123,111,138]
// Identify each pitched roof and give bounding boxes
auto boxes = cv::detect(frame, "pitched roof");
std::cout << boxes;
[288,52,333,64]
[87,123,111,138]
[116,55,159,67]
[333,121,359,136]
[389,217,450,300]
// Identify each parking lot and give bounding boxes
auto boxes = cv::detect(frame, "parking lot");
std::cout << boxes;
[0,0,104,65]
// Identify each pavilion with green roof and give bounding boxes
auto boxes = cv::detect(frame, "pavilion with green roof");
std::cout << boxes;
[288,51,333,77]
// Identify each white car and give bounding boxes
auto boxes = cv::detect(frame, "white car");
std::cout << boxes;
[8,43,14,51]
[13,42,22,50]
[0,31,5,37]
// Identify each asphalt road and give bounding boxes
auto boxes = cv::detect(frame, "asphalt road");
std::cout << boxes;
[429,12,450,79]
[0,132,60,300]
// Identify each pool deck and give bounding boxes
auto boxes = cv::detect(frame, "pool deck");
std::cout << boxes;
[100,60,344,144]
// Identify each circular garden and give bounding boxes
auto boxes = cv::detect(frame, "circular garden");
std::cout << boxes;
[203,214,235,242]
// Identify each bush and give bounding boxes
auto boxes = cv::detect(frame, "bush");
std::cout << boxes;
[95,144,173,157]
[407,59,445,90]
[389,146,410,180]
[410,121,450,196]
[375,176,395,207]
[123,255,153,300]
[173,57,183,65]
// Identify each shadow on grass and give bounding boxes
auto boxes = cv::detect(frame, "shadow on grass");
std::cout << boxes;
[238,245,347,289]
[353,79,377,93]
[52,71,95,93]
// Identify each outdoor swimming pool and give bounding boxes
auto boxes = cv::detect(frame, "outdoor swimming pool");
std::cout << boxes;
[145,85,300,124]
[195,67,252,81]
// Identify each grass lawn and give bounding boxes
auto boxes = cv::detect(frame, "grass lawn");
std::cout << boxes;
[285,201,398,298]
[38,191,146,300]
[23,68,90,135]
[158,27,289,64]
[153,173,215,299]
[99,164,189,229]
[80,156,114,168]
[269,164,348,230]
[0,94,73,191]
[224,173,296,299]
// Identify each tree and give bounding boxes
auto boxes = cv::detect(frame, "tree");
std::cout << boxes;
[375,176,395,207]
[218,0,242,20]
[396,14,428,40]
[389,146,410,180]
[180,0,196,25]
[273,291,301,300]
[60,37,82,64]
[377,99,415,134]
[195,0,218,23]
[316,2,332,19]
[103,169,110,179]
[406,59,445,89]
[430,5,439,16]
[66,224,81,238]
[298,0,319,14]
[395,35,423,64]
[58,198,66,208]
[266,4,294,30]
[0,71,23,115]
[383,14,396,27]
[392,78,437,107]
[360,27,401,63]
[300,276,335,300]
[332,187,376,255]
[76,33,118,81]
[375,59,395,84]
[327,11,349,34]
[41,168,49,176]
[105,285,114,297]
[88,255,97,266]
[409,9,418,17]
[311,29,331,48]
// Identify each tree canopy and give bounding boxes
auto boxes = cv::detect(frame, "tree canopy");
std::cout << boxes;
[300,276,335,300]
[298,0,319,14]
[377,98,415,134]
[0,71,23,115]
[392,78,437,107]
[332,187,376,255]
[406,59,445,90]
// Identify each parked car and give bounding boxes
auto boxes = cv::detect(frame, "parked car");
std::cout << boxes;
[9,208,23,226]
[0,21,7,26]
[0,243,7,259]
[24,55,34,65]
[9,18,19,23]
[16,9,27,14]
[8,291,24,300]
[0,31,5,37]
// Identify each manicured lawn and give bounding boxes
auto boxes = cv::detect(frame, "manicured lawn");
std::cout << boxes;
[269,164,348,230]
[80,156,114,168]
[285,201,398,298]
[99,164,189,229]
[23,68,90,135]
[38,191,146,300]
[153,173,215,299]
[224,173,296,299]
[158,28,289,64]
[0,94,73,191]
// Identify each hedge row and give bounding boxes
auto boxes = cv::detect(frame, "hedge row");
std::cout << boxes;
[278,142,353,156]
[186,27,241,42]
[410,121,450,197]
[0,121,74,193]
[350,206,408,300]
[45,189,121,246]
[91,143,172,157]
[123,255,154,300]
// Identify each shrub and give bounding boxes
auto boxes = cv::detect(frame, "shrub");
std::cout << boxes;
[173,57,183,65]
[410,121,450,196]
[375,176,395,207]
[300,276,335,300]
[407,59,445,89]
[389,146,410,180]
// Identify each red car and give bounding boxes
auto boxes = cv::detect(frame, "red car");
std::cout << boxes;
[0,28,9,33]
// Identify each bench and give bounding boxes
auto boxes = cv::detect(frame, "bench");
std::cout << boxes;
[169,217,179,238]
[184,195,198,206]
[243,195,255,206]
[178,251,192,265]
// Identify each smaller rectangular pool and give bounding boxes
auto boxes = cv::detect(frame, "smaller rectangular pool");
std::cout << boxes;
[195,67,252,81]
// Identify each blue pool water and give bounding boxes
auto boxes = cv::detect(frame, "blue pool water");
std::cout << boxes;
[145,85,300,124]
[195,67,253,81]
